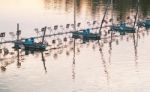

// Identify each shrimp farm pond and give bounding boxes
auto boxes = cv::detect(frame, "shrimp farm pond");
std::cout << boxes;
[0,0,150,92]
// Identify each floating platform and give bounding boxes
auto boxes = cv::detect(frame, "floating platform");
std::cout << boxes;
[13,38,47,51]
[23,38,47,51]
[72,29,101,40]
[137,19,150,28]
[110,23,135,35]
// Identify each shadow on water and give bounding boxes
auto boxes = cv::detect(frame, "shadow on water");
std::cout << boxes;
[133,31,138,70]
[41,51,47,73]
[108,31,113,65]
[25,49,47,73]
[0,44,49,73]
[16,49,21,68]
[0,49,23,72]
[98,40,110,84]
[72,38,76,81]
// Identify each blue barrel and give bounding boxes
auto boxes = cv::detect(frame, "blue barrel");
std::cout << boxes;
[30,37,35,43]
[25,39,29,42]
[24,38,32,45]
[86,29,90,34]
[83,30,87,36]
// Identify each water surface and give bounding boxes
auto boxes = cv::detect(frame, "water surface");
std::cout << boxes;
[0,0,150,92]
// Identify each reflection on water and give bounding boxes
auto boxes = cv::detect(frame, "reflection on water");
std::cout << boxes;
[0,29,150,92]
[98,41,110,84]
[1,0,150,92]
[43,0,150,18]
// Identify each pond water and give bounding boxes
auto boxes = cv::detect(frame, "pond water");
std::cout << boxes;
[0,0,150,92]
